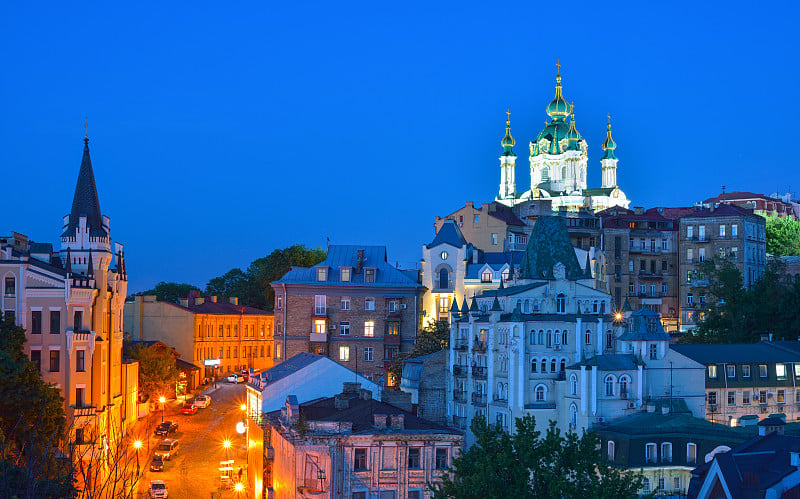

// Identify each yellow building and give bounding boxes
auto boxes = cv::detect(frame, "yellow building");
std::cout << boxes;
[124,293,275,380]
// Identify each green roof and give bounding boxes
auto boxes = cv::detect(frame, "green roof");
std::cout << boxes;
[519,216,584,280]
[501,116,515,157]
[545,74,571,118]
[601,117,617,160]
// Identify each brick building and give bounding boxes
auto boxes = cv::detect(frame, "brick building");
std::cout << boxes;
[272,245,424,386]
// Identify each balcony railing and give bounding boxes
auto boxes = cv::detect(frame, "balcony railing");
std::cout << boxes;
[471,393,487,406]
[453,390,467,403]
[453,341,468,351]
[472,366,487,379]
[492,394,508,404]
[473,341,487,353]
[453,365,467,377]
[313,306,328,317]
[309,332,328,343]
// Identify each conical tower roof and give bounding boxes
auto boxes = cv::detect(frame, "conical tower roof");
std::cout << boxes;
[63,137,106,237]
[601,114,618,160]
[519,216,584,280]
[501,111,515,157]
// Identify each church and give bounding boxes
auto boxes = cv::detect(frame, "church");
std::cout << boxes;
[496,67,631,213]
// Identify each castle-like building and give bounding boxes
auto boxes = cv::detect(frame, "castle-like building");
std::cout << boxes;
[496,69,631,213]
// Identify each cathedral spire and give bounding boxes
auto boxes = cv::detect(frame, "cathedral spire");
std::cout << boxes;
[63,135,106,237]
[501,109,515,156]
[546,62,571,119]
[565,105,581,150]
[601,114,617,160]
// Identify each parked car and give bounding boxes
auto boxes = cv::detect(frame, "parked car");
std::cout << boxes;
[227,374,244,383]
[180,403,197,415]
[241,370,250,382]
[154,439,179,460]
[150,455,164,472]
[193,395,211,409]
[149,479,168,498]
[154,421,178,436]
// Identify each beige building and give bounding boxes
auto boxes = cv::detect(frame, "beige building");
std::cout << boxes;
[124,293,275,379]
[0,136,135,485]
[434,201,529,252]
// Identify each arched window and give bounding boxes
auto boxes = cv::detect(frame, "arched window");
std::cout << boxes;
[542,167,550,181]
[535,385,546,402]
[3,275,15,297]
[592,300,599,314]
[538,330,544,345]
[619,376,630,399]
[529,330,536,345]
[554,330,561,345]
[546,330,552,347]
[608,441,616,461]
[605,375,615,396]
[502,268,510,282]
[438,268,449,289]
[569,403,577,429]
[550,359,557,372]
[540,359,547,373]
[570,374,578,395]
[481,269,492,283]
[562,330,568,345]
[556,294,566,314]
[585,329,592,345]
[561,165,567,180]
[560,359,566,372]
[523,299,530,313]
[531,358,538,373]
[516,299,522,310]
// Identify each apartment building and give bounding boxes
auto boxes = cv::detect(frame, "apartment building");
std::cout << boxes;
[271,245,424,386]
[433,201,528,253]
[677,204,766,330]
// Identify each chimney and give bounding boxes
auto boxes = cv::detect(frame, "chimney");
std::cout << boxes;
[342,382,361,395]
[229,297,239,305]
[209,295,218,303]
[634,206,644,215]
[360,388,372,400]
[194,297,205,306]
[179,298,189,307]
[466,201,474,208]
[357,250,364,274]
[373,414,387,429]
[390,414,405,430]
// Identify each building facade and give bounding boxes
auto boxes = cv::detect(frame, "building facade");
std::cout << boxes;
[704,191,798,219]
[272,245,424,386]
[678,204,766,330]
[258,383,462,499]
[600,207,680,331]
[494,70,631,213]
[124,293,274,379]
[0,136,134,480]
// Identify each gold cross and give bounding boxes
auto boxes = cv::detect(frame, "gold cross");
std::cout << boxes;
[556,59,561,75]
[84,117,88,137]
[506,109,511,120]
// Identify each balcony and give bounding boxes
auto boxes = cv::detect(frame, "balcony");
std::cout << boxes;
[309,332,328,343]
[472,366,487,379]
[72,405,98,419]
[692,279,710,287]
[453,365,467,377]
[265,445,274,460]
[691,236,710,243]
[492,394,508,404]
[471,393,487,406]
[453,390,467,403]
[452,416,467,429]
[637,292,663,298]
[312,306,328,317]
[473,341,487,353]
[453,341,468,351]
[383,333,401,345]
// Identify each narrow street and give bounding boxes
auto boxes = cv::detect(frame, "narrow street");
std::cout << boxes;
[133,381,250,498]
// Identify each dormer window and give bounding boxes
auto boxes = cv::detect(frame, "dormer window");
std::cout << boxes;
[365,268,375,283]
[317,267,327,282]
[340,268,351,282]
[481,269,492,283]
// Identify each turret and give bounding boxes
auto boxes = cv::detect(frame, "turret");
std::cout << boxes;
[498,110,517,202]
[601,114,619,188]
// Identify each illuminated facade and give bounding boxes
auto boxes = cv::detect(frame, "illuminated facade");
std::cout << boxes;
[495,69,630,213]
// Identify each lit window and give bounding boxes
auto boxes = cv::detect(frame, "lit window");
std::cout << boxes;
[708,365,717,378]
[760,364,768,378]
[314,319,326,334]
[364,321,374,337]
[339,346,350,362]
[777,364,787,380]
[341,268,351,282]
[481,269,492,283]
[317,267,327,281]
[365,269,375,283]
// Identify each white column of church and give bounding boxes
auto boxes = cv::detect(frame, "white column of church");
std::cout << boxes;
[487,326,494,405]
[517,341,524,410]
[580,366,587,415]
[575,318,582,360]
[591,366,598,415]
[596,318,604,352]
[637,365,643,406]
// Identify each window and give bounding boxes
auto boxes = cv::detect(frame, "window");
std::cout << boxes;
[743,364,751,378]
[699,248,706,262]
[778,389,786,403]
[341,268,351,282]
[227,326,231,337]
[687,226,693,238]
[339,346,350,362]
[364,321,374,337]
[550,359,556,372]
[645,443,656,463]
[605,376,615,396]
[570,374,578,395]
[699,225,706,240]
[340,322,350,336]
[314,319,326,334]
[585,330,591,345]
[314,295,326,315]
[73,310,83,331]
[728,391,735,406]
[4,276,15,296]
[561,331,567,345]
[435,448,448,469]
[75,387,84,407]
[317,267,327,281]
[49,350,60,372]
[354,448,367,470]
[687,443,697,464]
[777,364,787,380]
[649,344,657,360]
[408,448,421,469]
[643,478,651,493]
[743,390,751,405]
[708,391,717,405]
[76,350,85,372]
[49,310,60,334]
[607,441,616,461]
[491,233,498,245]
[481,269,492,283]
[662,282,668,294]
[687,293,694,306]
[708,365,717,378]
[732,224,738,237]
[720,225,726,237]
[535,385,546,402]
[556,294,566,314]
[439,268,450,289]
[726,365,736,378]
[760,364,768,378]
[365,298,375,311]
[674,477,681,491]
[658,477,665,491]
[31,350,41,371]
[339,297,351,311]
[365,269,375,283]
[363,347,373,362]
[628,260,634,271]
[276,296,283,310]
[759,390,767,404]
[619,376,629,398]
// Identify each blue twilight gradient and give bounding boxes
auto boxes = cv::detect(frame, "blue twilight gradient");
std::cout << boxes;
[1,1,798,293]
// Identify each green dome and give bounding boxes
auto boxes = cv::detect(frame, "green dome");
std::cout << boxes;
[565,110,581,150]
[533,119,570,156]
[601,115,617,160]
[545,74,571,118]
[501,114,515,157]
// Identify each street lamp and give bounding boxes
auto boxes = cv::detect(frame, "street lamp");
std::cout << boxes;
[234,482,244,494]
[159,396,166,422]
[223,439,231,461]
[133,439,142,474]
[240,403,246,413]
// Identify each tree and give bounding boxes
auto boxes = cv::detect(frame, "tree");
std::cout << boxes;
[205,268,251,303]
[0,316,77,498]
[432,415,644,499]
[133,281,201,304]
[126,344,180,402]
[765,214,800,256]
[388,320,449,384]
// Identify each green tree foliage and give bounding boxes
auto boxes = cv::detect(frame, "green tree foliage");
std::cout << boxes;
[388,320,449,384]
[126,343,180,401]
[432,415,644,499]
[134,281,201,304]
[682,258,800,343]
[205,245,326,310]
[0,316,77,498]
[765,214,800,256]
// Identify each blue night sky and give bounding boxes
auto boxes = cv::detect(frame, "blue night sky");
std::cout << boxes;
[1,1,798,294]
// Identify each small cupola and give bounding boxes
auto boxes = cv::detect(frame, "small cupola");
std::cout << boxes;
[501,110,515,157]
[601,114,618,160]
[545,67,571,119]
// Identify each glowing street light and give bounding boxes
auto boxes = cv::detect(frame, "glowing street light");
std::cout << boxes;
[234,482,244,494]
[223,439,231,460]
[159,396,166,422]
[240,403,247,412]
[133,439,142,473]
